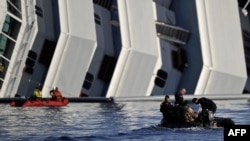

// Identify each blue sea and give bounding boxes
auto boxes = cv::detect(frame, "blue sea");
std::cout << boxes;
[0,99,249,141]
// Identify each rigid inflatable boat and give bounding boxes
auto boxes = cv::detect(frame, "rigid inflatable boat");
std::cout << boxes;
[10,98,69,107]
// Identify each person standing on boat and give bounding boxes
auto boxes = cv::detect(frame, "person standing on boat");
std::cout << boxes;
[32,87,42,100]
[160,95,174,121]
[50,87,63,101]
[174,88,186,105]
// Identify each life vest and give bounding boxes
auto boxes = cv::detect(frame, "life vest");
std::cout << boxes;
[33,89,42,98]
[52,90,63,101]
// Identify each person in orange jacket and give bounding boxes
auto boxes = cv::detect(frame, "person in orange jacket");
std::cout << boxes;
[50,87,63,101]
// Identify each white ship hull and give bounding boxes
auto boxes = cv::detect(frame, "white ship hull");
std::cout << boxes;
[0,0,248,98]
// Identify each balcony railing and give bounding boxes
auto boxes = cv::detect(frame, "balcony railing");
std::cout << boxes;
[156,21,190,45]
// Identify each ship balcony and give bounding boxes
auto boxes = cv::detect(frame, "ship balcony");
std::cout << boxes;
[155,21,190,45]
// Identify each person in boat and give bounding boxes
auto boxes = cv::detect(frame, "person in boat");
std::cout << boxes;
[160,95,174,121]
[50,87,63,102]
[192,97,217,126]
[31,87,42,100]
[174,88,186,106]
[192,97,217,114]
[182,101,198,123]
[161,100,199,127]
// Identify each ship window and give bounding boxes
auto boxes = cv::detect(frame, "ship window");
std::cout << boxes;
[154,77,165,88]
[98,55,116,82]
[83,72,94,90]
[2,15,21,40]
[0,34,15,59]
[0,81,2,89]
[157,69,168,80]
[38,40,56,67]
[172,49,187,72]
[85,72,94,82]
[0,56,10,87]
[155,69,167,88]
[0,35,8,55]
[28,50,37,60]
[35,5,43,17]
[83,80,91,90]
[25,58,35,67]
[7,0,22,19]
[94,13,101,25]
[93,0,113,10]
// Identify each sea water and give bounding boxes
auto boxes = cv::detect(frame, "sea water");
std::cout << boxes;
[0,99,249,141]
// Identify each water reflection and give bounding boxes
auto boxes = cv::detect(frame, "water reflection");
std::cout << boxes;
[0,99,249,141]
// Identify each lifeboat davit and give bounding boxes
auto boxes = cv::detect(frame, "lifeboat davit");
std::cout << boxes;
[10,98,69,107]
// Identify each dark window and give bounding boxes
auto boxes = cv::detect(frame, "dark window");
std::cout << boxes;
[83,80,92,90]
[25,58,35,67]
[154,77,165,88]
[83,72,94,90]
[98,55,117,82]
[28,50,37,60]
[0,34,15,59]
[85,72,94,82]
[94,13,101,25]
[35,5,43,17]
[242,30,250,76]
[154,69,167,88]
[0,56,10,84]
[93,0,113,10]
[2,15,21,40]
[24,67,33,74]
[157,69,168,80]
[38,40,56,67]
[24,50,37,74]
[172,49,187,72]
[7,0,22,19]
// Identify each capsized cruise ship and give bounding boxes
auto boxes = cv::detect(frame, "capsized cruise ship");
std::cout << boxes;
[0,0,249,98]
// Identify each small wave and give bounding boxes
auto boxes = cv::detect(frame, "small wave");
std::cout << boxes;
[45,134,130,141]
[132,123,223,133]
[44,135,75,141]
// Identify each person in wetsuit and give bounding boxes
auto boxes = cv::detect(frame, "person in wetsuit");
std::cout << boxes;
[192,97,217,126]
[174,88,186,106]
[160,95,174,121]
[192,97,217,114]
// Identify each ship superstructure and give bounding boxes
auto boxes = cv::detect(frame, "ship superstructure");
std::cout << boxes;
[0,0,248,98]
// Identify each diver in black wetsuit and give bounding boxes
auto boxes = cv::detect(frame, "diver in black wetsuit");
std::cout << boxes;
[192,97,217,126]
[192,97,217,114]
[160,95,174,121]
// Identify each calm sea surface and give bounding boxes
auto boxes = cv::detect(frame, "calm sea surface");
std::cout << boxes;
[0,99,249,141]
